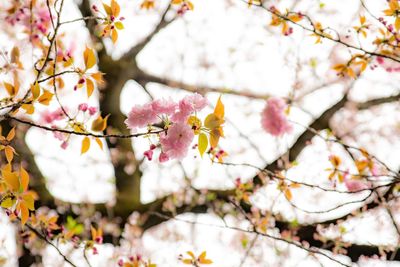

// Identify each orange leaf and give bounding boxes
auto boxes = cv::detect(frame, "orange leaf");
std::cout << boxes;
[83,46,96,70]
[95,138,103,150]
[209,127,223,148]
[86,78,95,97]
[4,146,14,163]
[284,189,292,200]
[38,90,54,105]
[111,0,121,17]
[81,137,91,154]
[213,96,224,118]
[2,169,19,191]
[20,166,29,192]
[91,114,109,132]
[4,82,17,96]
[103,3,112,15]
[22,194,35,210]
[111,29,118,43]
[20,202,29,225]
[6,127,15,141]
[31,82,41,99]
[21,104,35,114]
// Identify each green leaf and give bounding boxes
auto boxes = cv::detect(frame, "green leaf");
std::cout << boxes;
[198,133,208,157]
[114,21,124,30]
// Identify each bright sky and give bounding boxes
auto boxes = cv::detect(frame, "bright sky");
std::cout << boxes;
[1,0,400,266]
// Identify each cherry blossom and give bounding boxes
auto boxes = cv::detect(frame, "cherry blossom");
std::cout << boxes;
[261,97,292,136]
[124,103,158,132]
[344,179,370,192]
[160,123,194,160]
[171,93,208,123]
[151,98,177,115]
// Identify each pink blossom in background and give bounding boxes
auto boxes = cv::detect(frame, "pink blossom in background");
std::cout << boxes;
[41,108,65,124]
[370,163,380,176]
[160,123,194,160]
[375,56,400,72]
[125,103,158,132]
[151,98,177,115]
[344,179,370,192]
[261,97,292,136]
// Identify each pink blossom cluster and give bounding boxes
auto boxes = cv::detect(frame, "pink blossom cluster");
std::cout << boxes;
[5,4,51,40]
[342,170,371,192]
[125,93,208,162]
[261,97,292,136]
[41,108,65,124]
[40,108,68,149]
[43,104,99,150]
[78,103,97,115]
[375,56,400,72]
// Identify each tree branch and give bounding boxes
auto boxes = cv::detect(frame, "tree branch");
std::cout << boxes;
[136,70,271,99]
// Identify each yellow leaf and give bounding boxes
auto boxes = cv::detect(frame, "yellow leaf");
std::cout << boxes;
[204,113,224,129]
[95,138,103,150]
[115,21,124,30]
[83,46,96,70]
[182,259,192,264]
[20,166,29,192]
[111,29,118,43]
[214,96,224,118]
[4,146,14,163]
[103,3,112,15]
[20,202,29,225]
[6,127,15,141]
[11,46,21,66]
[86,78,95,97]
[21,104,35,114]
[4,82,17,96]
[209,127,222,148]
[22,194,35,210]
[200,259,213,264]
[284,189,292,200]
[1,197,14,208]
[111,0,121,16]
[396,17,400,31]
[186,1,194,10]
[91,72,104,84]
[38,90,54,105]
[347,67,356,78]
[31,82,40,99]
[198,251,212,264]
[81,137,90,154]
[360,15,366,24]
[187,115,202,134]
[198,251,207,260]
[2,169,19,191]
[91,114,109,132]
[73,122,86,133]
[198,133,208,157]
